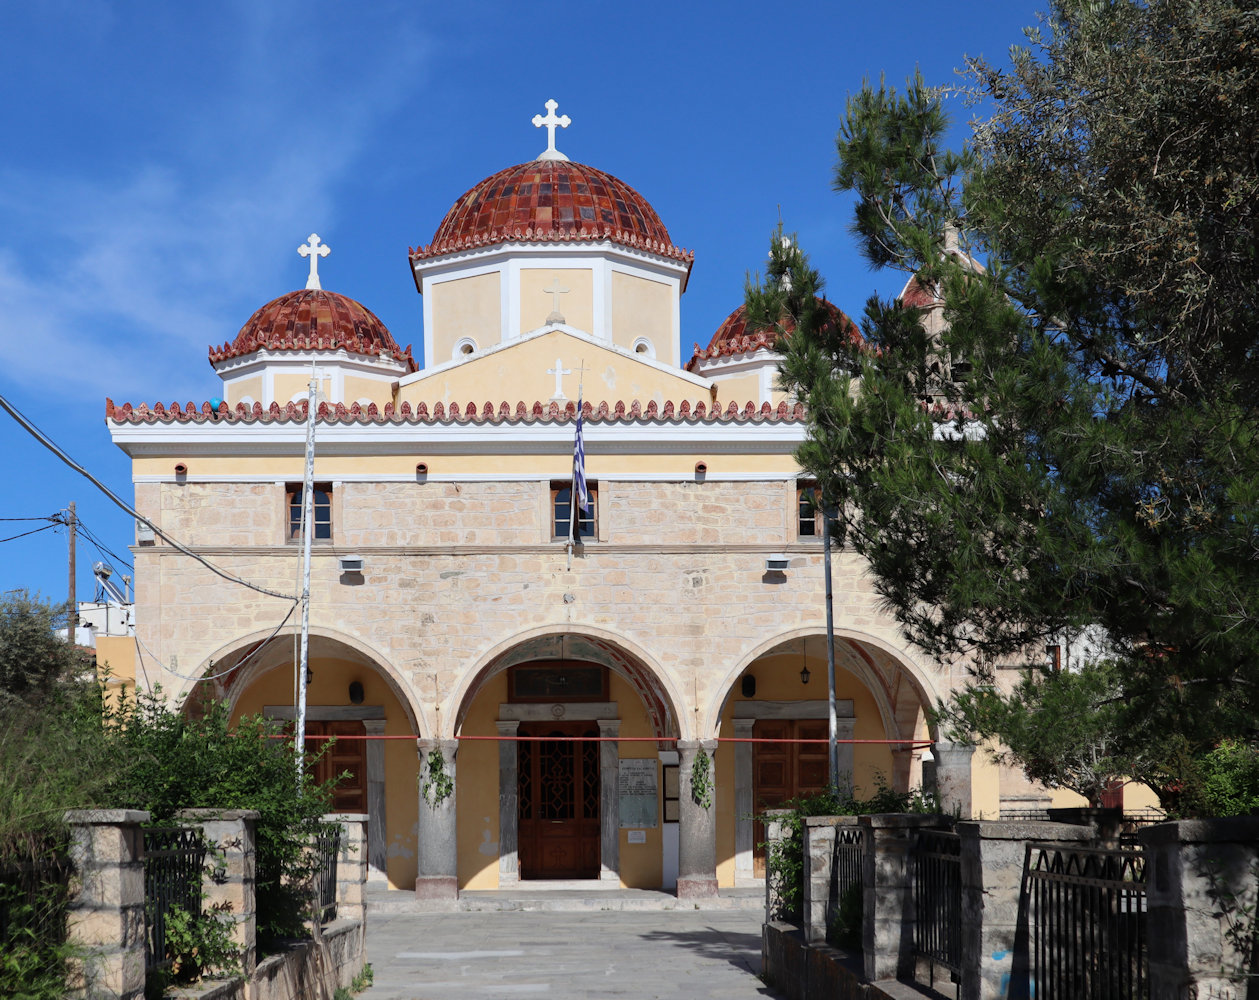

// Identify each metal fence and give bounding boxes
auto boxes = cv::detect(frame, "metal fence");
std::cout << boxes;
[143,826,206,973]
[1025,842,1147,1000]
[913,829,962,984]
[833,825,864,901]
[0,852,70,949]
[314,824,340,924]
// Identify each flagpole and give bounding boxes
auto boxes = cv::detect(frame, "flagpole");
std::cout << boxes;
[568,360,588,571]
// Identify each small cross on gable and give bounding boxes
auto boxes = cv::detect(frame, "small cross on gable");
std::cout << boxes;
[532,99,571,162]
[547,358,572,401]
[543,277,570,324]
[298,234,331,290]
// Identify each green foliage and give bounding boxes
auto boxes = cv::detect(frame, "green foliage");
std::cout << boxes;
[932,660,1151,807]
[762,780,936,921]
[1166,740,1259,819]
[101,687,335,944]
[420,749,453,807]
[0,591,86,704]
[149,900,242,993]
[689,748,713,810]
[333,963,374,1000]
[827,882,863,952]
[761,0,1259,790]
[0,871,74,1000]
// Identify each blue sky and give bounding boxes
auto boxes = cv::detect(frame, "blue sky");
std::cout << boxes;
[0,0,1041,609]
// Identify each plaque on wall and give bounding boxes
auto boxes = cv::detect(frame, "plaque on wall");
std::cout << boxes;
[618,758,659,829]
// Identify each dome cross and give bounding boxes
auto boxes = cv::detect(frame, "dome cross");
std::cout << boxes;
[543,277,570,324]
[298,234,331,290]
[532,99,571,162]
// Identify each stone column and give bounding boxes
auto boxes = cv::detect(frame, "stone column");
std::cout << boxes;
[676,738,719,899]
[732,718,756,885]
[860,813,940,983]
[496,721,520,887]
[362,719,387,875]
[803,816,840,943]
[176,808,260,977]
[935,741,976,819]
[957,819,1092,1000]
[1141,817,1259,1000]
[762,808,793,921]
[416,738,458,907]
[64,808,149,1000]
[598,719,621,884]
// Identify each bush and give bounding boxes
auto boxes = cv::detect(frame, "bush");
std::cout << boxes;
[762,779,936,921]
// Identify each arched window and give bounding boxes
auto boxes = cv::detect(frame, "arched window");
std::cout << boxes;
[287,483,333,541]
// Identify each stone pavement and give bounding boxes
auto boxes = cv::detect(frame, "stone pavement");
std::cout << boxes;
[358,908,781,999]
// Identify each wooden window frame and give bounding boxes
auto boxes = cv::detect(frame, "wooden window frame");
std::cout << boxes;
[551,480,598,542]
[286,482,333,543]
[796,481,838,541]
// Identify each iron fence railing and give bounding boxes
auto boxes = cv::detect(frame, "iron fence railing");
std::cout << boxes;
[0,851,70,948]
[833,825,864,901]
[314,824,340,924]
[143,826,206,974]
[913,829,962,984]
[1025,841,1147,1000]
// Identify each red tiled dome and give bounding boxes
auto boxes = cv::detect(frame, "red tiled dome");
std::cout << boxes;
[209,289,417,372]
[411,160,691,265]
[687,299,861,369]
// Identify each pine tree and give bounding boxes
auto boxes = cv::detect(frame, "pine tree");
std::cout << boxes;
[756,0,1259,797]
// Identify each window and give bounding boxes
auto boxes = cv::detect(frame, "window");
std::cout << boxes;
[796,482,838,540]
[552,481,597,540]
[287,483,332,541]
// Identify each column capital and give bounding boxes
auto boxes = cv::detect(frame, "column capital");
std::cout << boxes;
[495,720,520,736]
[732,718,756,737]
[362,718,386,734]
[417,737,459,758]
[597,718,621,735]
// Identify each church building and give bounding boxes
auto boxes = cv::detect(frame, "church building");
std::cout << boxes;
[104,101,1036,900]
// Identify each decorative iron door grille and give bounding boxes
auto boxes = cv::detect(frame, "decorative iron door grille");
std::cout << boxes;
[913,829,962,983]
[143,826,206,973]
[1025,842,1147,1000]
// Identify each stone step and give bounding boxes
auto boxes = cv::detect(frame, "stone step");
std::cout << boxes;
[366,884,764,914]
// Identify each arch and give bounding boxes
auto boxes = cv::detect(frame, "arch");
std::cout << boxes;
[186,624,429,736]
[450,623,690,741]
[702,625,940,740]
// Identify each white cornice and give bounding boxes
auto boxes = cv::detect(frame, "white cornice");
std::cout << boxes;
[412,240,691,287]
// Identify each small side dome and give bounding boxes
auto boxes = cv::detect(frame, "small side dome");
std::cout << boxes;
[687,299,861,370]
[209,289,418,372]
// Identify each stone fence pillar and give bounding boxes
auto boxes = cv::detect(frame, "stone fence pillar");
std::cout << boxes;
[1140,817,1259,1000]
[934,741,976,819]
[325,813,368,926]
[676,739,719,899]
[762,808,793,922]
[416,738,459,907]
[803,817,837,943]
[64,808,150,1000]
[956,819,1092,1000]
[176,808,259,977]
[860,813,941,983]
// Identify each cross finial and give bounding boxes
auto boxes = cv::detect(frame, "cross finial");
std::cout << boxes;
[298,234,331,290]
[532,99,571,162]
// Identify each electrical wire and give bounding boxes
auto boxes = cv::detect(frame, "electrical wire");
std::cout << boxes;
[135,599,299,684]
[0,391,298,602]
[0,524,60,544]
[76,518,135,574]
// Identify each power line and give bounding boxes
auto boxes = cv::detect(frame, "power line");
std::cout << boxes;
[0,392,298,603]
[77,518,134,574]
[0,524,59,544]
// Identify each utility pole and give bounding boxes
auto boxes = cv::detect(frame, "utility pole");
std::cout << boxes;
[66,501,77,640]
[821,499,839,791]
[295,371,317,782]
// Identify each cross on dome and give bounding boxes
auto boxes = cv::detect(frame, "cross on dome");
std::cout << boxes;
[298,234,331,290]
[532,99,571,162]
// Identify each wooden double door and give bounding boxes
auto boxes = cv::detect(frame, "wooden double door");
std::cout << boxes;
[753,718,829,875]
[303,720,367,814]
[517,722,600,879]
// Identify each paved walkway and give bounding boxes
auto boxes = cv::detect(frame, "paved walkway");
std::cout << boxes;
[360,908,781,999]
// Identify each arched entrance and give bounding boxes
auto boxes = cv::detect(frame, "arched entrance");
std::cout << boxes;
[711,630,936,886]
[186,630,422,890]
[454,630,681,890]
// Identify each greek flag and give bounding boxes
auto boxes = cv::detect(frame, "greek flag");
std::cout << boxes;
[571,397,589,542]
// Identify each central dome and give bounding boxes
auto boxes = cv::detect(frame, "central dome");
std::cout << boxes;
[411,160,691,264]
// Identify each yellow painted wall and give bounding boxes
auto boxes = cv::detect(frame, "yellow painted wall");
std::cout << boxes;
[519,268,593,335]
[972,740,1003,819]
[611,271,672,356]
[96,635,137,707]
[430,272,502,360]
[344,375,392,407]
[1050,783,1163,814]
[714,651,895,887]
[225,376,263,407]
[708,372,762,408]
[609,671,663,890]
[399,329,706,411]
[228,656,421,890]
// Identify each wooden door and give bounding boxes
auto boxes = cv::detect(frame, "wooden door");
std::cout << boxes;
[517,722,600,879]
[752,719,829,875]
[305,720,367,813]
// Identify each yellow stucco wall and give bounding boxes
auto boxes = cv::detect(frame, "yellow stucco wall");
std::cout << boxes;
[519,268,593,335]
[228,656,421,890]
[225,376,263,407]
[1050,783,1163,813]
[708,372,762,407]
[399,329,707,410]
[611,271,672,356]
[343,375,392,407]
[430,272,502,359]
